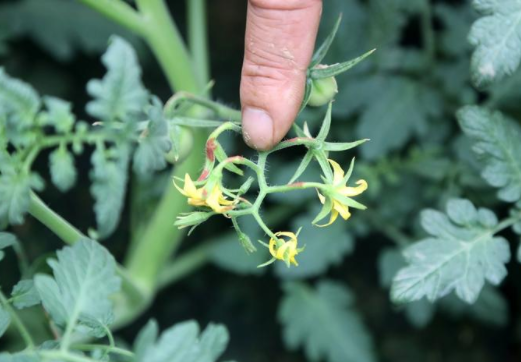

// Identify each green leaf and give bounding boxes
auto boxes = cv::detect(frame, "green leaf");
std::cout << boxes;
[134,320,229,362]
[133,100,171,176]
[378,248,435,329]
[0,306,10,339]
[0,68,40,145]
[87,36,148,122]
[34,239,121,335]
[355,76,442,159]
[90,145,130,238]
[435,4,475,58]
[0,232,16,250]
[469,0,521,86]
[0,0,135,61]
[279,281,376,362]
[11,280,41,310]
[49,146,77,192]
[391,199,509,304]
[0,171,44,225]
[458,106,521,202]
[41,97,75,133]
[275,206,354,279]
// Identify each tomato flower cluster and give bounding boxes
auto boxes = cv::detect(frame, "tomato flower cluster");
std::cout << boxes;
[172,16,373,268]
[173,103,369,268]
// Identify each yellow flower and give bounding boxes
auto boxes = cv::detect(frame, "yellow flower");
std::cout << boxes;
[174,173,235,213]
[316,159,368,227]
[258,231,304,268]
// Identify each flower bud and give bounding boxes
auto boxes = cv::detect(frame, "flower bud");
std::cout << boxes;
[175,211,213,230]
[308,75,338,107]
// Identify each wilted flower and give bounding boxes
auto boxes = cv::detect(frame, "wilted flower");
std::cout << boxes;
[258,230,304,268]
[174,173,235,213]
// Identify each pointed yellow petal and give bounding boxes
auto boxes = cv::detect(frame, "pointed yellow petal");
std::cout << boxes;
[174,180,189,197]
[328,159,345,185]
[316,208,338,227]
[276,243,291,260]
[184,174,199,197]
[334,201,351,220]
[317,190,326,205]
[340,179,368,197]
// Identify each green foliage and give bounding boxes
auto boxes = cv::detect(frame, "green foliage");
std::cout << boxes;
[90,145,130,238]
[133,320,230,362]
[0,171,44,225]
[10,280,41,310]
[469,0,521,86]
[0,306,10,338]
[87,36,148,122]
[49,146,77,192]
[458,106,521,202]
[34,239,121,336]
[391,199,510,304]
[279,281,375,362]
[133,100,171,176]
[0,0,132,61]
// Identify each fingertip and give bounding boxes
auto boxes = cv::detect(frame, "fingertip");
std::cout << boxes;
[242,107,274,151]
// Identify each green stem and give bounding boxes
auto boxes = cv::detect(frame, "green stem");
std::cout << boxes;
[157,242,213,290]
[165,92,241,121]
[28,192,84,245]
[188,0,210,89]
[136,0,199,93]
[72,345,133,358]
[41,351,99,362]
[0,289,35,348]
[125,132,206,292]
[78,0,147,36]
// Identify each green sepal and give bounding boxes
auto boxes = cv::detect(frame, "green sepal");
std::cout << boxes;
[333,193,367,210]
[309,49,375,80]
[310,14,343,68]
[316,102,333,142]
[299,78,314,112]
[312,196,333,225]
[214,141,244,176]
[323,139,369,152]
[288,151,314,184]
[341,158,356,185]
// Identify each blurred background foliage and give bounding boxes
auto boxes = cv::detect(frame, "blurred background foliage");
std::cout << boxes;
[1,0,521,361]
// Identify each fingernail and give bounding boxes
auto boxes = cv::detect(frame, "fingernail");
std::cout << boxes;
[242,107,274,150]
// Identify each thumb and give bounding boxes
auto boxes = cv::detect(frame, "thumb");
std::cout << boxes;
[240,0,322,150]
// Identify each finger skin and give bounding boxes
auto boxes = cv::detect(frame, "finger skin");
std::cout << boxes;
[240,0,322,150]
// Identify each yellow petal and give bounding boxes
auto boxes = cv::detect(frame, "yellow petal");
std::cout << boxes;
[275,231,297,243]
[269,238,277,258]
[340,179,368,197]
[328,159,345,185]
[317,191,326,205]
[316,208,338,228]
[184,174,199,197]
[276,243,291,260]
[333,200,351,220]
[174,180,189,197]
